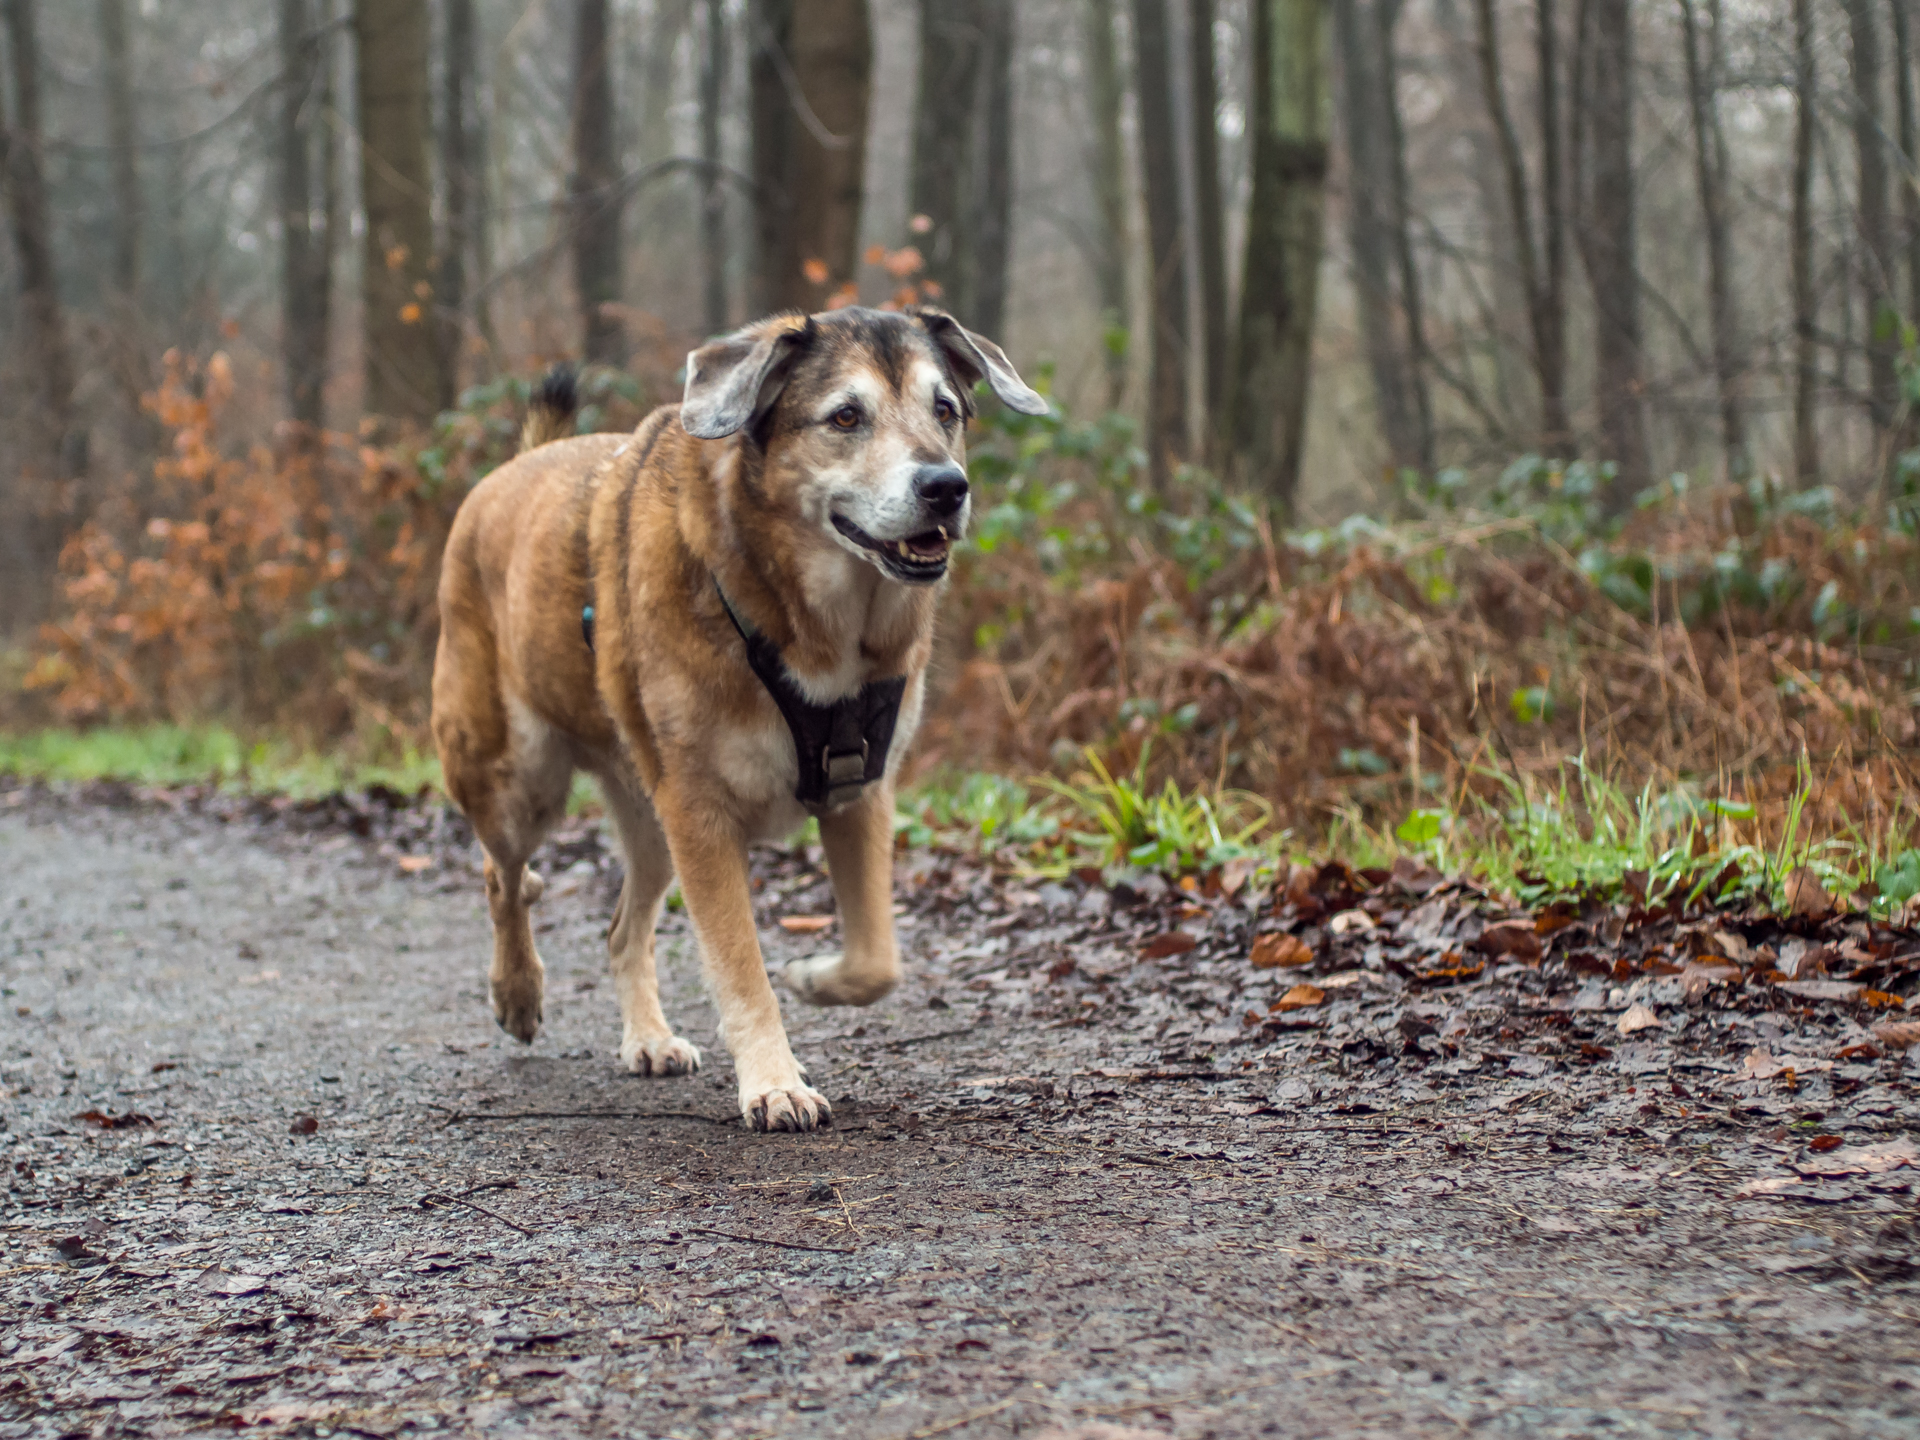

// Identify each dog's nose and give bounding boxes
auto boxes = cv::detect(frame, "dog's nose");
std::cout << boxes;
[913,465,969,517]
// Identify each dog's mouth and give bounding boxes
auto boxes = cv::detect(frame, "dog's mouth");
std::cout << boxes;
[831,514,953,582]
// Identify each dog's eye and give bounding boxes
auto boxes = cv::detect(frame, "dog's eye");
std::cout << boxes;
[934,397,958,425]
[829,405,862,431]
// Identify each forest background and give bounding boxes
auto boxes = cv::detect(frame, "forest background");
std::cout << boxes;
[3,0,1919,907]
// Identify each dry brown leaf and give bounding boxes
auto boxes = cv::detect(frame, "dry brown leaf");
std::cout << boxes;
[1733,1175,1807,1198]
[1217,856,1257,896]
[1328,908,1375,935]
[1477,920,1544,961]
[1738,1049,1833,1080]
[396,854,434,874]
[1784,866,1834,921]
[778,915,834,933]
[1794,1137,1919,1178]
[1775,980,1862,1003]
[1250,932,1314,969]
[1616,1002,1663,1035]
[1271,984,1325,1011]
[1871,1020,1920,1050]
[1140,931,1198,959]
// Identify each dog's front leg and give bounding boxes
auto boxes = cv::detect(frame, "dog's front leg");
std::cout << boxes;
[784,784,901,1007]
[657,789,829,1132]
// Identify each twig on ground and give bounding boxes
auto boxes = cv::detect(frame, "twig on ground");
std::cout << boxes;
[895,1396,1020,1438]
[419,1190,535,1236]
[434,1110,737,1127]
[686,1225,856,1255]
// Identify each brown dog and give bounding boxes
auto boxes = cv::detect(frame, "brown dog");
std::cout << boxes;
[430,307,1045,1131]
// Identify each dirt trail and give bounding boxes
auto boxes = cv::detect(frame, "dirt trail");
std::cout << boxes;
[4,790,1920,1438]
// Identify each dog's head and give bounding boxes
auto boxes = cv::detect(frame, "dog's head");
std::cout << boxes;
[678,307,1048,585]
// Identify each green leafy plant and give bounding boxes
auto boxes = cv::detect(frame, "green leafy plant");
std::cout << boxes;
[1037,743,1282,876]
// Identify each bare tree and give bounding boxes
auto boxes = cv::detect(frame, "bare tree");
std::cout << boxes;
[354,0,445,425]
[911,1,986,321]
[1132,0,1189,491]
[1230,0,1330,511]
[1577,0,1649,507]
[0,0,82,479]
[1895,0,1920,324]
[1679,0,1746,475]
[1378,0,1433,472]
[99,0,139,301]
[1084,0,1130,408]
[279,0,332,429]
[1793,0,1819,483]
[699,0,728,335]
[441,0,479,402]
[1846,0,1898,443]
[1473,0,1569,454]
[571,0,624,366]
[1190,0,1230,447]
[751,0,873,313]
[1336,0,1419,472]
[974,0,1016,341]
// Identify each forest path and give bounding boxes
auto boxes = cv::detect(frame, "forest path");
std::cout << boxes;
[2,792,1918,1439]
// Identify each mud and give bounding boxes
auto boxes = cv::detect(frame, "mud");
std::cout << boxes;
[4,785,1920,1438]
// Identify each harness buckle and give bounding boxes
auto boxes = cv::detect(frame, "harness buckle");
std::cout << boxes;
[822,740,870,809]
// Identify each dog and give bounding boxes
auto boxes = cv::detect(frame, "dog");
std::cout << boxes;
[430,306,1046,1131]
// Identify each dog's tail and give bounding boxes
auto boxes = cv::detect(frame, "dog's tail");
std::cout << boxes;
[521,364,579,452]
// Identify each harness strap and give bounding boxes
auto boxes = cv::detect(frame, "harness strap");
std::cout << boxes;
[714,582,907,814]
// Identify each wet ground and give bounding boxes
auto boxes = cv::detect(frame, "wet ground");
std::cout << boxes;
[4,783,1920,1438]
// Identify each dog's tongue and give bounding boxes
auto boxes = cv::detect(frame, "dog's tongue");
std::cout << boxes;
[904,527,949,559]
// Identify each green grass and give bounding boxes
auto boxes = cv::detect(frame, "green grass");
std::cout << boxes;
[0,725,441,800]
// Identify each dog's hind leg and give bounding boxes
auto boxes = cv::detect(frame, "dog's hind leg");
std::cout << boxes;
[599,775,702,1076]
[783,784,902,1007]
[438,681,572,1044]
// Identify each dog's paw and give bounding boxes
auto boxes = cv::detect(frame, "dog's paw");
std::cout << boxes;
[740,1082,832,1133]
[781,953,898,1007]
[489,962,545,1044]
[622,1031,702,1077]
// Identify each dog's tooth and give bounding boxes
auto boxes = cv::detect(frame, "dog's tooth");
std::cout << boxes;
[897,540,912,557]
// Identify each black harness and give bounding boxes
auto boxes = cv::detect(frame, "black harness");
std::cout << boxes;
[581,588,907,815]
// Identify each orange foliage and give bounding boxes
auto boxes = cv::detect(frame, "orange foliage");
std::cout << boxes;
[28,349,454,740]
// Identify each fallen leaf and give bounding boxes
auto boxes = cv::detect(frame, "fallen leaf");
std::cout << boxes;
[195,1266,267,1297]
[1836,1042,1884,1061]
[288,1115,319,1136]
[1861,989,1905,1008]
[1327,908,1374,935]
[778,915,834,933]
[74,1110,154,1130]
[1775,979,1862,1003]
[1807,1134,1844,1153]
[1734,1175,1807,1198]
[1250,932,1314,969]
[1679,962,1740,1000]
[396,854,434,874]
[1271,984,1325,1012]
[1140,931,1198,959]
[1477,920,1544,962]
[1794,1137,1919,1178]
[1216,856,1257,896]
[1784,866,1835,920]
[1872,1020,1920,1049]
[1317,970,1367,990]
[1616,1002,1662,1035]
[1738,1049,1834,1080]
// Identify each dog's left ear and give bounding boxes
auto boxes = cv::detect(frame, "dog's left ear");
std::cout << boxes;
[910,308,1050,417]
[680,320,814,440]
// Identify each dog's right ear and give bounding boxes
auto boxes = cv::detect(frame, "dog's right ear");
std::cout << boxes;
[680,320,814,440]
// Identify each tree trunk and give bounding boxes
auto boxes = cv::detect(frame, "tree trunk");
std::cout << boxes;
[751,0,872,313]
[1378,0,1433,472]
[1847,0,1897,441]
[1578,0,1649,508]
[1132,0,1189,492]
[279,0,329,429]
[1085,0,1130,409]
[973,0,1015,341]
[1189,0,1229,446]
[1793,0,1819,483]
[317,1,340,406]
[441,0,478,404]
[1229,0,1329,512]
[910,0,986,321]
[354,0,444,426]
[0,0,83,479]
[99,0,139,300]
[700,0,728,334]
[570,0,624,366]
[1895,0,1920,323]
[1335,0,1417,472]
[1678,0,1745,476]
[1473,0,1568,453]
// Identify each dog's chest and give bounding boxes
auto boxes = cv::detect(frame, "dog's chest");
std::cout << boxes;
[714,707,809,841]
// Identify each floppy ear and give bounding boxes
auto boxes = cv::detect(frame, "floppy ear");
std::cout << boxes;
[910,308,1050,417]
[680,320,814,440]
